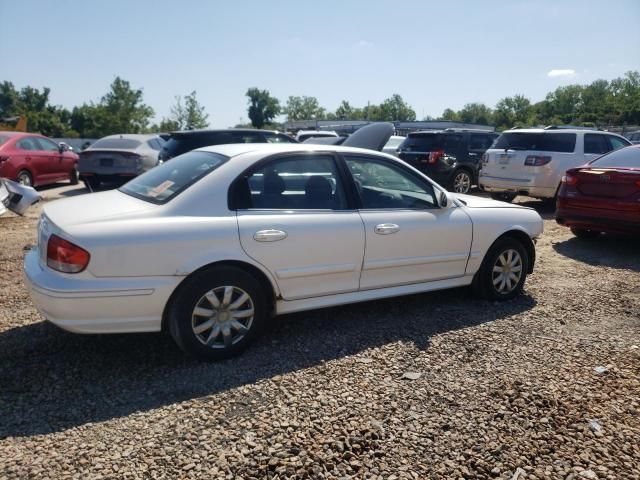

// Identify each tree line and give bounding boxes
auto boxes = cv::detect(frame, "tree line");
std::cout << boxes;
[1,71,638,139]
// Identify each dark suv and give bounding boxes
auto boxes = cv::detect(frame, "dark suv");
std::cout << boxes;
[397,129,498,193]
[158,129,297,163]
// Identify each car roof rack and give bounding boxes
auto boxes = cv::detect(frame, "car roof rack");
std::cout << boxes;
[442,128,494,133]
[544,125,602,131]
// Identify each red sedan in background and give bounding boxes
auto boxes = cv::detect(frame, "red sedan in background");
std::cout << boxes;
[0,131,79,187]
[556,145,640,238]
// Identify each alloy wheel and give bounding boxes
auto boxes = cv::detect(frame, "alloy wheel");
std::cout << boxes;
[18,172,32,186]
[191,286,255,349]
[492,249,523,294]
[453,171,471,193]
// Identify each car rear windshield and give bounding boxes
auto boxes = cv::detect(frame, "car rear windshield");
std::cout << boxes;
[91,138,142,149]
[589,146,640,168]
[400,134,443,151]
[493,132,576,153]
[119,151,228,204]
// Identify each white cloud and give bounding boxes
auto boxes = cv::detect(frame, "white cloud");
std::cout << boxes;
[547,69,576,78]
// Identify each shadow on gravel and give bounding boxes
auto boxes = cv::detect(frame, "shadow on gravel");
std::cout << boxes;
[552,235,640,272]
[0,288,536,438]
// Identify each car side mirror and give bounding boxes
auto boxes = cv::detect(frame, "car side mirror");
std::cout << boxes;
[58,142,68,153]
[438,190,452,209]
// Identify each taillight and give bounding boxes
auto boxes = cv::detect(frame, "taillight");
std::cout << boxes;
[428,149,444,164]
[47,234,90,273]
[524,155,552,166]
[561,174,578,186]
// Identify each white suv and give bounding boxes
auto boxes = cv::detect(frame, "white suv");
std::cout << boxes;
[479,127,631,202]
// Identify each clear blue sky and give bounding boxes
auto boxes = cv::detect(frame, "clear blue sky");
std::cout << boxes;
[1,0,639,127]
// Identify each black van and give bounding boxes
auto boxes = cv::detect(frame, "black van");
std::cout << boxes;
[397,129,498,193]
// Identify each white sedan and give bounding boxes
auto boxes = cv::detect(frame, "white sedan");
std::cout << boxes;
[24,143,543,360]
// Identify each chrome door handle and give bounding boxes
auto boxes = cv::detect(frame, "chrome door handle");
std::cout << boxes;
[374,223,400,235]
[254,229,287,242]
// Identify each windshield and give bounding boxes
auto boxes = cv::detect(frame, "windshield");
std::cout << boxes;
[119,150,228,203]
[493,132,576,152]
[400,134,443,151]
[590,146,640,168]
[91,138,142,149]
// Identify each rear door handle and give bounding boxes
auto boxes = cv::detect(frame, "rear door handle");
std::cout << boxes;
[374,223,400,235]
[254,229,287,242]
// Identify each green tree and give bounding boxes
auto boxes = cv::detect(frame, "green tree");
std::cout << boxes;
[335,100,354,120]
[246,88,280,128]
[609,71,640,124]
[494,94,532,130]
[98,77,154,134]
[283,95,325,121]
[377,94,416,121]
[154,91,209,131]
[458,103,493,125]
[440,108,459,121]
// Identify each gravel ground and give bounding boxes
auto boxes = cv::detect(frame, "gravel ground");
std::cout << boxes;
[0,185,638,479]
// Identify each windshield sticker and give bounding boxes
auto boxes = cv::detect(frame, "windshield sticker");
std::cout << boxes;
[148,180,175,197]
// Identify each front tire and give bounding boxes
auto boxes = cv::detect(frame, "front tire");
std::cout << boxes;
[473,237,529,301]
[450,169,472,194]
[168,266,268,361]
[17,170,33,187]
[570,227,600,239]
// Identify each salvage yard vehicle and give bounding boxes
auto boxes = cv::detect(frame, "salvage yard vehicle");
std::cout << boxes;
[397,129,498,194]
[479,127,631,203]
[0,177,41,216]
[78,134,165,189]
[23,142,543,360]
[556,145,640,238]
[0,131,79,187]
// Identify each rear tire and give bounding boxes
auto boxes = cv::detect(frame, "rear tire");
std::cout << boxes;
[570,227,600,239]
[17,170,33,187]
[473,237,529,301]
[168,266,268,361]
[490,192,516,203]
[450,169,472,194]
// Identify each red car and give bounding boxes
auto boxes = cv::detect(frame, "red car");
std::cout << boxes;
[556,145,640,238]
[0,131,79,187]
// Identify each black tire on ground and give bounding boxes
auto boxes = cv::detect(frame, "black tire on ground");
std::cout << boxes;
[570,227,600,239]
[168,265,268,361]
[472,236,529,301]
[16,170,33,187]
[449,169,473,194]
[490,192,516,203]
[69,164,79,185]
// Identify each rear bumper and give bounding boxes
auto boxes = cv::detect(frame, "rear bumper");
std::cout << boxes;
[556,206,640,235]
[478,174,555,198]
[23,249,183,333]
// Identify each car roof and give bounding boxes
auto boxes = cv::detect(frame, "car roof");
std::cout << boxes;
[99,133,159,140]
[0,131,36,138]
[170,128,279,137]
[197,142,392,158]
[503,128,611,134]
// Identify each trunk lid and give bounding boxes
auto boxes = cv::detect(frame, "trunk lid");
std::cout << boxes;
[574,167,640,199]
[79,149,142,171]
[43,189,158,228]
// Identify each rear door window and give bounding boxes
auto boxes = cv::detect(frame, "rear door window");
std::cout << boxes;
[34,137,59,152]
[494,132,576,152]
[584,134,609,155]
[235,154,347,210]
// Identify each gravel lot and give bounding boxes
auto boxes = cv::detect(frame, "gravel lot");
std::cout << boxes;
[1,184,638,479]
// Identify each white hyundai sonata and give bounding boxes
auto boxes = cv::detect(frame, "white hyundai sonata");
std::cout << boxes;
[24,143,543,360]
